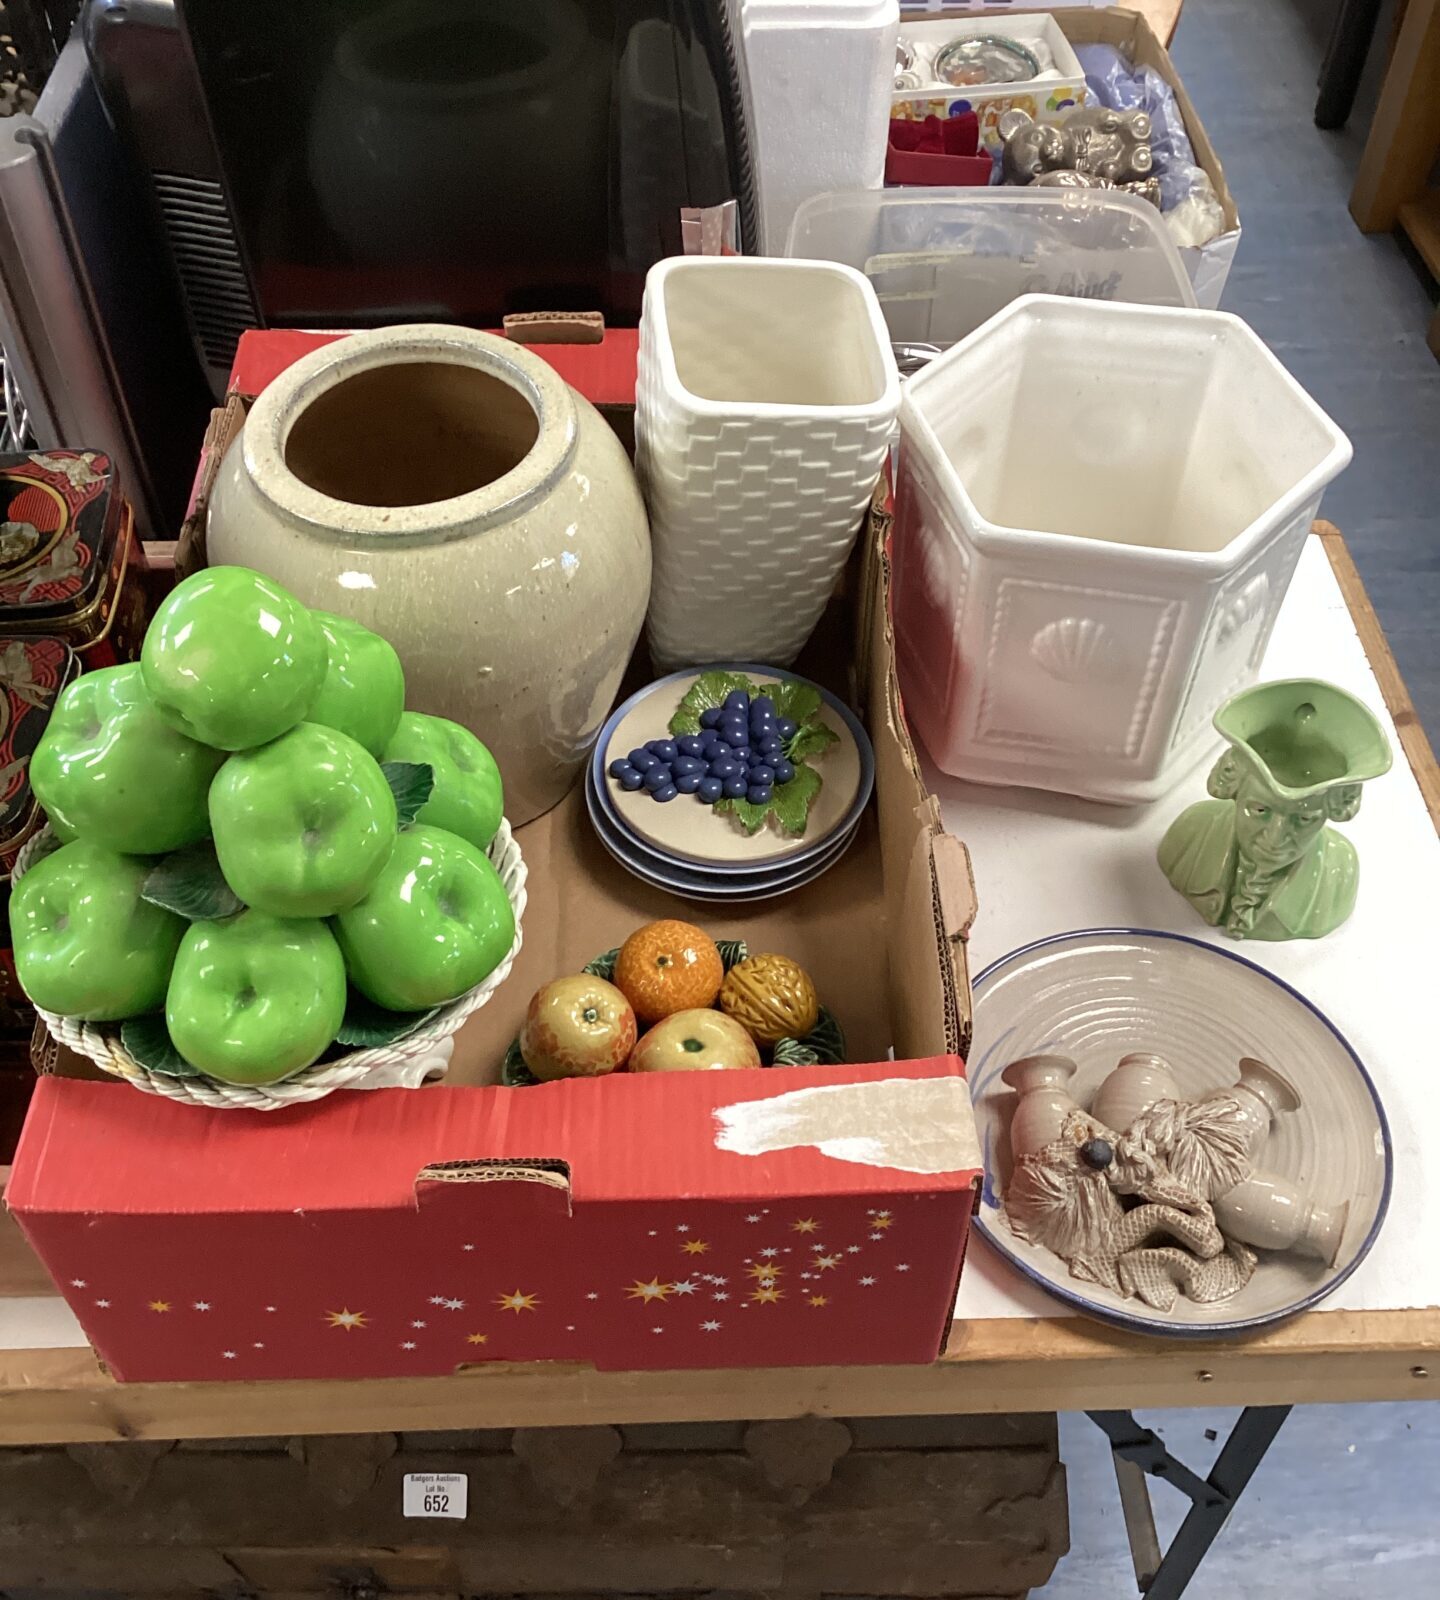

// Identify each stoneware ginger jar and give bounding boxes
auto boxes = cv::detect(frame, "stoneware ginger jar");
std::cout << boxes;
[207,324,651,824]
[1002,1054,1081,1158]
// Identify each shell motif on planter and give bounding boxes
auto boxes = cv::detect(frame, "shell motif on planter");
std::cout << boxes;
[892,296,1352,803]
[206,324,652,825]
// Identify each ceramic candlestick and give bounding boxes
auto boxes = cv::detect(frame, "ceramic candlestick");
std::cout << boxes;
[1200,1057,1301,1159]
[1001,1054,1081,1158]
[1212,1171,1349,1268]
[1089,1052,1180,1135]
[1159,679,1393,940]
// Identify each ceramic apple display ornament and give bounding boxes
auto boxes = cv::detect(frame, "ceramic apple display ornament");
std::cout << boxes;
[28,664,226,854]
[630,1009,762,1072]
[520,975,637,1081]
[308,611,406,757]
[383,711,503,852]
[8,841,186,1020]
[165,910,347,1083]
[333,824,516,1010]
[141,565,327,750]
[209,722,398,917]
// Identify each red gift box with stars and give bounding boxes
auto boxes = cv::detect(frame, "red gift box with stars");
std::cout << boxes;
[8,1058,979,1380]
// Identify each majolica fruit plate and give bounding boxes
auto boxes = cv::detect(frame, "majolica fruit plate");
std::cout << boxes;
[501,937,846,1085]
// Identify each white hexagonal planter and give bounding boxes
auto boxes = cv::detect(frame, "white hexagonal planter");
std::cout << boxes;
[892,295,1352,803]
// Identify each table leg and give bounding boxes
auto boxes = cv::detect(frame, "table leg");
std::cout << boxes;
[1086,1406,1292,1600]
[1316,0,1384,130]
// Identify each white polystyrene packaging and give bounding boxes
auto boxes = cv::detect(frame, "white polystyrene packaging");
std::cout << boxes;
[636,256,901,671]
[786,187,1196,356]
[892,294,1352,804]
[728,0,898,252]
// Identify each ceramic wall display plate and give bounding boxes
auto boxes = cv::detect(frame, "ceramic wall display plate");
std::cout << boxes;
[967,928,1392,1337]
[584,770,859,901]
[592,665,874,872]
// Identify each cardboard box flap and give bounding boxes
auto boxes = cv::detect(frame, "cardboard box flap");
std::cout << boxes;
[8,1063,979,1224]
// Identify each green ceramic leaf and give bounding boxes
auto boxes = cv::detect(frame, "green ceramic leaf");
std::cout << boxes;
[768,679,824,728]
[713,794,770,836]
[716,939,748,971]
[787,720,840,763]
[669,671,760,736]
[717,761,822,839]
[502,1038,541,1086]
[121,1014,202,1077]
[333,989,438,1048]
[381,761,435,826]
[141,841,244,922]
[772,1006,847,1067]
[583,947,619,981]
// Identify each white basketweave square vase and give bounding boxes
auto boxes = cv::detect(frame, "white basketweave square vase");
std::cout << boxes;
[893,295,1352,804]
[637,256,901,669]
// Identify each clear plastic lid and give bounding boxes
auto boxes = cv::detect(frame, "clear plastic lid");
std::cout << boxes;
[784,188,1196,356]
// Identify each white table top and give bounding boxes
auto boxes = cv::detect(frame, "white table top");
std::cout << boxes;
[944,536,1439,1324]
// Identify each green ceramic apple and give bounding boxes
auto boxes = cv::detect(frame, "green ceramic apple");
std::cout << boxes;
[9,841,186,1020]
[29,664,227,854]
[166,910,346,1083]
[141,565,326,750]
[383,711,503,852]
[308,611,406,757]
[332,824,515,1010]
[209,722,398,917]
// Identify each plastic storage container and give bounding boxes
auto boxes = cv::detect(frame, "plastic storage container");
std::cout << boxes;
[786,187,1196,358]
[892,294,1352,804]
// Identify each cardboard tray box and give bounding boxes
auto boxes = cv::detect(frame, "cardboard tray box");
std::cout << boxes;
[931,6,1242,308]
[6,328,983,1383]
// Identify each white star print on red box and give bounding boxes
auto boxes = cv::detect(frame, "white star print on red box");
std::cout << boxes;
[8,1060,979,1381]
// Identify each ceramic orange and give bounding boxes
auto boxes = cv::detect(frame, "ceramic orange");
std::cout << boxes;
[612,919,723,1024]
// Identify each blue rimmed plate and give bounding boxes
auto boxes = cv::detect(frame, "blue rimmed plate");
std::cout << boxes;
[968,928,1392,1338]
[584,771,859,901]
[590,665,874,875]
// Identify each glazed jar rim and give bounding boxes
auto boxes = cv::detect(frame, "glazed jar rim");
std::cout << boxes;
[240,324,580,545]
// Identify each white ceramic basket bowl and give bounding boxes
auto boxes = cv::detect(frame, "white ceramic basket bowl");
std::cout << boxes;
[12,820,528,1111]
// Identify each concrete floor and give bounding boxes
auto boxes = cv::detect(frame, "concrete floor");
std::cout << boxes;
[1048,5,1440,1597]
[1166,0,1440,740]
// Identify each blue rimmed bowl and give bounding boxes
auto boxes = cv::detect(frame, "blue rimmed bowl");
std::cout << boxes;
[968,928,1392,1338]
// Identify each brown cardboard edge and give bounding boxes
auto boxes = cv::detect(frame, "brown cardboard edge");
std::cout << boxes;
[503,311,605,345]
[1053,6,1240,232]
[860,485,976,1065]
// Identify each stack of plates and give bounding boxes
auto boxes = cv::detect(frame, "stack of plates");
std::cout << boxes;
[586,666,874,903]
